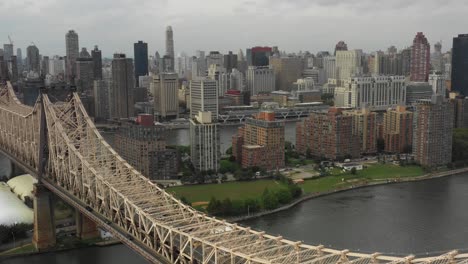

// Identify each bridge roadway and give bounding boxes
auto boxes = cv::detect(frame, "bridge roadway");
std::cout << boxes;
[1,81,468,264]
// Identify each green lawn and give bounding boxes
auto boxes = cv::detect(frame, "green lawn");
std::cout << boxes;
[0,244,36,256]
[167,180,286,204]
[301,164,424,194]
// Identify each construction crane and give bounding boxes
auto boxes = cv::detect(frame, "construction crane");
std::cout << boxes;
[8,35,13,45]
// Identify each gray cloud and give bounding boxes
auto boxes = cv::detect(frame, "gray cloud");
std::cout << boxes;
[0,0,467,57]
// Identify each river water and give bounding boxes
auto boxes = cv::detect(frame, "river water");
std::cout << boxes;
[166,122,297,154]
[3,174,468,263]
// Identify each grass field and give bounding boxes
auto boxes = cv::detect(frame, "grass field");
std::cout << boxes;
[167,180,287,204]
[301,164,424,194]
[168,164,425,204]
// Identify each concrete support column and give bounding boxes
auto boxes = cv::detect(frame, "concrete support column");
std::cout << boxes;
[75,209,99,240]
[32,183,56,250]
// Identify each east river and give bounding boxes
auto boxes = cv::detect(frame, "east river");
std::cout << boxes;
[2,124,468,263]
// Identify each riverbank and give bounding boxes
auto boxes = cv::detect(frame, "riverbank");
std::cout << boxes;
[227,166,468,222]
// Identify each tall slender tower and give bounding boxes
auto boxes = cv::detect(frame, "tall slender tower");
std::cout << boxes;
[451,34,468,96]
[134,40,149,86]
[65,30,79,84]
[91,45,102,80]
[165,26,175,72]
[111,53,134,119]
[410,32,430,82]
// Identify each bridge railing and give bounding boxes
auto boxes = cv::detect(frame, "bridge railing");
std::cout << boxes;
[1,82,468,264]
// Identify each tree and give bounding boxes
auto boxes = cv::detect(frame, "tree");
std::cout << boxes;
[221,198,233,215]
[377,138,385,153]
[226,146,233,155]
[305,148,312,159]
[288,184,303,198]
[350,167,357,175]
[207,197,222,215]
[261,188,279,210]
[276,188,293,204]
[180,197,190,205]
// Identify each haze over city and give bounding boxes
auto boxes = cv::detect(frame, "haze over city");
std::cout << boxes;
[1,0,467,56]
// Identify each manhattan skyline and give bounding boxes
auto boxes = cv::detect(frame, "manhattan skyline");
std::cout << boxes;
[1,0,467,57]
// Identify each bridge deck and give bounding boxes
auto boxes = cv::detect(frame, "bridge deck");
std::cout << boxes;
[1,81,467,264]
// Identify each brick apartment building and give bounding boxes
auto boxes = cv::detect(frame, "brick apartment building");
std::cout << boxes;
[383,106,413,153]
[296,108,360,160]
[232,111,285,170]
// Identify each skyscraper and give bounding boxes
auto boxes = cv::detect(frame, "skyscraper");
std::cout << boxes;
[41,56,49,76]
[189,111,220,172]
[3,44,13,61]
[110,53,134,119]
[152,73,179,120]
[134,40,148,86]
[165,26,175,72]
[91,45,102,80]
[190,78,218,119]
[410,32,430,82]
[269,56,303,91]
[223,51,238,73]
[335,50,363,81]
[65,30,79,83]
[413,95,453,167]
[334,41,348,55]
[246,66,275,95]
[251,46,272,66]
[76,57,94,92]
[26,45,40,73]
[451,34,468,96]
[16,48,22,72]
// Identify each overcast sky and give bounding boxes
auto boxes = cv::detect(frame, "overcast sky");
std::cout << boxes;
[1,0,467,58]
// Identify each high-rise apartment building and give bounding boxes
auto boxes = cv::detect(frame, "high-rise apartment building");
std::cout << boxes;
[165,26,175,72]
[323,56,336,81]
[334,41,348,55]
[400,48,412,77]
[26,45,40,73]
[406,82,433,105]
[296,108,360,160]
[451,34,468,96]
[134,40,148,86]
[334,76,406,110]
[410,32,430,82]
[110,53,134,119]
[246,66,275,95]
[115,116,178,180]
[41,56,49,76]
[190,78,218,119]
[343,108,378,154]
[3,44,13,61]
[335,50,363,81]
[450,93,468,128]
[189,111,220,172]
[206,51,223,68]
[76,57,94,92]
[16,48,22,72]
[93,79,110,121]
[223,51,238,73]
[413,96,453,167]
[65,30,79,83]
[428,73,446,96]
[232,111,285,170]
[152,72,179,120]
[251,46,272,66]
[269,56,303,91]
[91,45,102,80]
[431,42,444,73]
[383,106,413,153]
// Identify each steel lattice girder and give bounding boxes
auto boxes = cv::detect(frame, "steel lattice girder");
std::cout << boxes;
[2,82,468,264]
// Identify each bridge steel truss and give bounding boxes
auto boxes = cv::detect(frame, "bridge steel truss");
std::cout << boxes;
[1,81,468,264]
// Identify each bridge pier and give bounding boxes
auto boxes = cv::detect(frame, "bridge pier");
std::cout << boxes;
[32,183,56,250]
[75,209,99,240]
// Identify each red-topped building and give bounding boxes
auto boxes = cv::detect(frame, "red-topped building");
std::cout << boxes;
[232,111,285,170]
[410,32,431,82]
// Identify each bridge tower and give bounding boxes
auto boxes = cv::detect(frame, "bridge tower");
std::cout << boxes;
[32,183,56,250]
[75,209,99,239]
[32,87,57,250]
